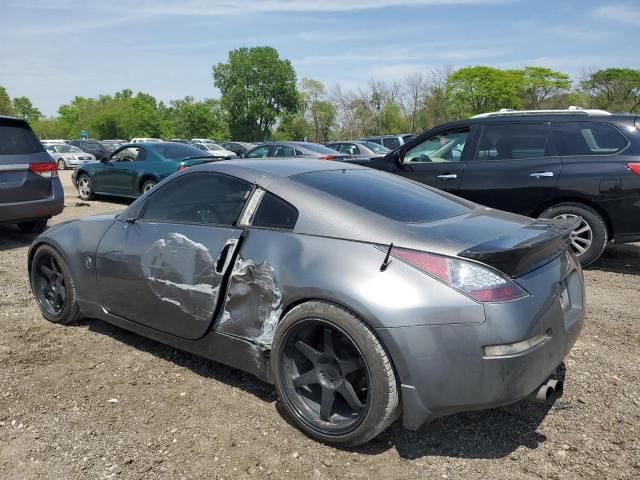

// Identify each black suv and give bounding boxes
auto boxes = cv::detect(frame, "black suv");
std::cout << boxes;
[69,139,109,160]
[360,109,640,265]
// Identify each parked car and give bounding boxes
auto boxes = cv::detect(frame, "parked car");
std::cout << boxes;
[326,140,390,159]
[100,140,124,152]
[191,142,237,159]
[72,141,216,200]
[0,116,63,233]
[244,141,352,160]
[191,138,217,145]
[130,138,163,144]
[355,108,640,265]
[41,139,69,146]
[69,140,110,160]
[29,159,584,445]
[360,134,415,150]
[46,144,96,170]
[216,141,257,157]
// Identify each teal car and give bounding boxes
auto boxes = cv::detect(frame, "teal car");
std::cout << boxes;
[73,142,217,200]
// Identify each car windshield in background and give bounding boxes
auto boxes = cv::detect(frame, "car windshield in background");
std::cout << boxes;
[102,143,121,152]
[150,143,211,160]
[362,141,390,153]
[293,169,470,223]
[300,143,339,154]
[55,145,75,153]
[207,144,223,151]
[0,119,44,155]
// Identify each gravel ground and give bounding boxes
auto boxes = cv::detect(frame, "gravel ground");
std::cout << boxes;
[1,170,638,479]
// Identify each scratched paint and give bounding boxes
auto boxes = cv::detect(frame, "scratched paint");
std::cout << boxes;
[141,232,221,321]
[218,257,283,347]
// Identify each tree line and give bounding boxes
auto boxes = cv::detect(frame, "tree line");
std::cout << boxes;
[1,46,639,143]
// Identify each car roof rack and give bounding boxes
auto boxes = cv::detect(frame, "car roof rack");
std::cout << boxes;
[471,106,611,118]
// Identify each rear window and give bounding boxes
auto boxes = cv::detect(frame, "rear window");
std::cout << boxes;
[300,143,338,155]
[150,143,211,160]
[551,121,629,156]
[0,119,44,155]
[293,169,470,223]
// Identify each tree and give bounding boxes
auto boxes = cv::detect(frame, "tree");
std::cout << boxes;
[580,68,640,113]
[447,66,523,117]
[519,67,571,109]
[12,96,42,122]
[31,117,68,139]
[212,47,299,141]
[314,100,336,142]
[170,96,228,139]
[402,72,427,133]
[0,86,14,115]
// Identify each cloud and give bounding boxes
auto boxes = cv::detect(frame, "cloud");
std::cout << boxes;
[593,4,640,26]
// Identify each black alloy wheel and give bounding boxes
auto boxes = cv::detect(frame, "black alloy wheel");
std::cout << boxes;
[33,252,67,317]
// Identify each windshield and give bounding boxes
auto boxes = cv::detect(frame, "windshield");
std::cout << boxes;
[361,141,390,153]
[207,144,223,151]
[54,145,78,153]
[102,143,121,152]
[150,143,212,160]
[293,169,469,223]
[300,143,340,155]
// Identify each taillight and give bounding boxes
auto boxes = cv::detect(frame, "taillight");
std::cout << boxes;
[29,162,58,178]
[319,155,335,160]
[626,163,640,176]
[177,164,187,171]
[390,247,527,302]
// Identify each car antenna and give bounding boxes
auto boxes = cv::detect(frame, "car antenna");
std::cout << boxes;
[380,242,393,272]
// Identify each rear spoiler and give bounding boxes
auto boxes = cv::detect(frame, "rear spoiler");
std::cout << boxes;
[458,217,580,277]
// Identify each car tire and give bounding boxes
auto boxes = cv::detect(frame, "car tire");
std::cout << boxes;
[30,244,83,325]
[141,179,156,194]
[272,301,399,447]
[17,218,48,234]
[539,202,608,266]
[77,173,95,200]
[57,159,66,170]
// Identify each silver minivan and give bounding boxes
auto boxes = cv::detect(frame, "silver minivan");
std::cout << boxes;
[0,116,64,233]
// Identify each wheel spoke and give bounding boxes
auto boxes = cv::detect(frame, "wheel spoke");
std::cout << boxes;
[574,236,591,246]
[323,328,335,357]
[574,225,590,235]
[319,388,335,421]
[295,340,320,364]
[40,265,54,280]
[571,240,587,254]
[338,357,362,375]
[293,369,318,388]
[337,381,365,412]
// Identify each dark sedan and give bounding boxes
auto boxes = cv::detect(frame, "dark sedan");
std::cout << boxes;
[30,159,584,446]
[244,141,352,160]
[72,142,216,200]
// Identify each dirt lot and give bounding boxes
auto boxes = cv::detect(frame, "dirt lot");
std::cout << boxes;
[1,170,638,479]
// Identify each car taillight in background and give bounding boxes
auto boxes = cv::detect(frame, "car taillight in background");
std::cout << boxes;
[626,163,640,176]
[390,247,528,302]
[177,163,187,171]
[29,162,58,178]
[319,155,335,160]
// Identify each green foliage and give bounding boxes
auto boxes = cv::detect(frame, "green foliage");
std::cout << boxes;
[379,101,407,135]
[170,97,228,139]
[213,46,299,141]
[12,96,42,122]
[31,117,68,139]
[580,68,640,113]
[447,66,523,117]
[0,86,14,115]
[520,67,572,108]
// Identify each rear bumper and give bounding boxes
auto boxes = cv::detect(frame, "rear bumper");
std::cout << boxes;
[377,252,585,430]
[0,176,64,224]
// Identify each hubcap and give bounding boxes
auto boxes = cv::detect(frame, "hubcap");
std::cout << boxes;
[280,320,369,434]
[34,254,66,317]
[554,213,592,256]
[78,177,91,198]
[143,182,155,192]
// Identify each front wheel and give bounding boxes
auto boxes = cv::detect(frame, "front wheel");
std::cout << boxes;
[57,159,66,170]
[141,179,156,194]
[77,173,95,200]
[539,202,608,266]
[272,301,399,446]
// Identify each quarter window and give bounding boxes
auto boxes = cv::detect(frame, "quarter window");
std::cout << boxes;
[551,122,628,156]
[252,192,298,230]
[405,128,469,163]
[246,146,271,158]
[475,123,550,161]
[141,173,252,226]
[273,145,295,157]
[383,137,401,149]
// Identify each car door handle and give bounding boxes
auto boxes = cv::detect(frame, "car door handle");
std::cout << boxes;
[436,174,458,180]
[530,171,554,178]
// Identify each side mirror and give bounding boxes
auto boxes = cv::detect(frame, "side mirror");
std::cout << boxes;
[392,149,405,167]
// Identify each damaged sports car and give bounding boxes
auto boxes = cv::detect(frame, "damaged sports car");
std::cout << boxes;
[28,159,585,446]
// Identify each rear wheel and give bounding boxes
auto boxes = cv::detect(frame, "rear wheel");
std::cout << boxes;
[272,301,399,446]
[539,202,608,266]
[18,218,47,234]
[77,173,95,200]
[30,245,83,324]
[141,179,156,194]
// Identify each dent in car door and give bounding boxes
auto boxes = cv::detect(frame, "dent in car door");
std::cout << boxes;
[459,122,561,216]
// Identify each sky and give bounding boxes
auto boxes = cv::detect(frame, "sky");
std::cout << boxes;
[1,0,638,116]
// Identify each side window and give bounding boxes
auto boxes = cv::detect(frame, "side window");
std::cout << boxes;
[294,149,306,156]
[246,146,271,158]
[342,144,359,155]
[142,173,252,226]
[252,192,298,230]
[273,145,295,157]
[111,147,140,162]
[476,123,550,161]
[383,137,400,149]
[405,128,469,163]
[552,122,628,156]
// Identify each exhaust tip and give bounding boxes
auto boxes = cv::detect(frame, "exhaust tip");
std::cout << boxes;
[527,379,564,405]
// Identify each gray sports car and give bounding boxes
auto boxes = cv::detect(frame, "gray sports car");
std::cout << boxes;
[28,159,585,446]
